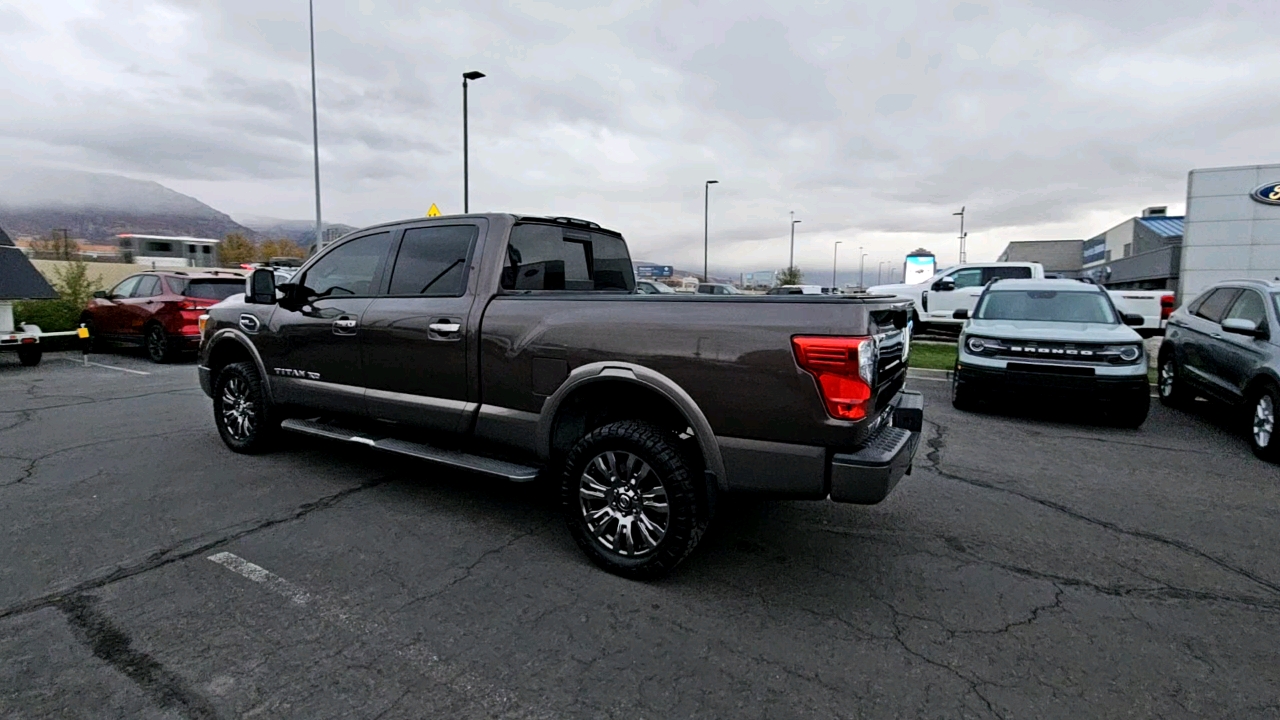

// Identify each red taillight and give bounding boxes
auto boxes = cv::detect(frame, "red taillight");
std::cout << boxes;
[792,336,876,420]
[1160,294,1175,320]
[179,298,210,311]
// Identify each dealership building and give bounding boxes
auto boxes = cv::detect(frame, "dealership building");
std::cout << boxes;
[1179,163,1280,302]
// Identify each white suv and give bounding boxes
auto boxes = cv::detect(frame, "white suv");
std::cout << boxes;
[952,279,1150,427]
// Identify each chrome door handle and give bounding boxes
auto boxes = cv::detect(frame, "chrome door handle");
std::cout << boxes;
[1211,333,1222,339]
[428,322,461,334]
[334,319,357,329]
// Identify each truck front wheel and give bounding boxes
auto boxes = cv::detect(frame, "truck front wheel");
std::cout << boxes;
[213,362,278,453]
[561,421,705,579]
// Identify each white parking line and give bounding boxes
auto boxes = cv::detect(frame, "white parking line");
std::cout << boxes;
[206,550,548,717]
[208,552,312,605]
[56,357,151,375]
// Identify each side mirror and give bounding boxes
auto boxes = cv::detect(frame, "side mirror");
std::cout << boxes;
[933,278,956,292]
[1222,317,1265,338]
[1122,313,1145,327]
[953,309,970,320]
[246,268,277,305]
[92,290,108,299]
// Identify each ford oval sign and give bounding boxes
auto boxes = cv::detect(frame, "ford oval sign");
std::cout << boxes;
[1251,182,1280,206]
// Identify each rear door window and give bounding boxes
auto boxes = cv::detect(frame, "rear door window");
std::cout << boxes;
[387,225,479,296]
[983,266,1033,283]
[1193,288,1242,323]
[501,224,634,292]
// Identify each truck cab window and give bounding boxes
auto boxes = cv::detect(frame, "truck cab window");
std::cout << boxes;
[949,268,984,289]
[387,225,478,296]
[502,224,634,292]
[984,266,1033,283]
[299,232,391,298]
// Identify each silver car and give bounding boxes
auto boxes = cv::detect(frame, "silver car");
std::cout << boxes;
[1158,279,1280,461]
[952,279,1151,427]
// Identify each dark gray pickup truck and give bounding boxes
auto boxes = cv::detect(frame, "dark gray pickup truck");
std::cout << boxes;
[198,213,923,577]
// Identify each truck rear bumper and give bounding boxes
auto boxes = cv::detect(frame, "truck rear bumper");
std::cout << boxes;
[829,391,923,504]
[716,391,923,504]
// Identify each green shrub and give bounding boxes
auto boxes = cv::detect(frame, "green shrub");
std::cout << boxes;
[13,261,104,333]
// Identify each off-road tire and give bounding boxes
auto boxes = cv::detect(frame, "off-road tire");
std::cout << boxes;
[145,323,173,364]
[1111,393,1150,429]
[1157,352,1193,408]
[561,421,705,580]
[213,361,278,454]
[1248,383,1280,462]
[17,346,42,367]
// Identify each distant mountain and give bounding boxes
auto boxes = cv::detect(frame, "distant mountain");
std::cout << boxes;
[235,215,358,248]
[0,166,254,242]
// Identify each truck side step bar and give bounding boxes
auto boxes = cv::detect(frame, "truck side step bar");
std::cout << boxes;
[280,418,541,482]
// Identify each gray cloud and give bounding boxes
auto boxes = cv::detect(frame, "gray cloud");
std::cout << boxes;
[0,0,1276,276]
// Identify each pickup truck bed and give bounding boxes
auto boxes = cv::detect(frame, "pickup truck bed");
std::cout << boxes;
[198,213,924,577]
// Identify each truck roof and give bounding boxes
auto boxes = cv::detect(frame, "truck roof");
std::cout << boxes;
[339,213,624,241]
[988,278,1104,293]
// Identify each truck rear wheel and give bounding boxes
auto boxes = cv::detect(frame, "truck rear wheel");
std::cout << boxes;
[17,346,42,367]
[213,362,278,453]
[561,421,704,579]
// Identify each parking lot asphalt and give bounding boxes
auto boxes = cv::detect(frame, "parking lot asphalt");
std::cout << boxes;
[2,350,1279,719]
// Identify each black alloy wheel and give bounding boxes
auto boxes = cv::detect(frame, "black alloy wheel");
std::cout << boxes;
[213,361,277,453]
[145,324,172,363]
[17,346,42,367]
[561,421,705,579]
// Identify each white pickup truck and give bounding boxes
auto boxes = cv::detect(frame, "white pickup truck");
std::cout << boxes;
[868,262,1174,337]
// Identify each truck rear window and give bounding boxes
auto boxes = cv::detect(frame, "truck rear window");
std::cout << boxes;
[176,279,245,301]
[502,224,634,292]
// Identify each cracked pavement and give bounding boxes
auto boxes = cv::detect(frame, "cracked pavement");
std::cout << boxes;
[2,351,1279,718]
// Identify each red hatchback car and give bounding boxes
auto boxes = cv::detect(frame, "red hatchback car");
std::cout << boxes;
[81,271,246,362]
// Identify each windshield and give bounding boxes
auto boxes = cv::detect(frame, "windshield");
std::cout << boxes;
[179,279,246,301]
[976,290,1117,324]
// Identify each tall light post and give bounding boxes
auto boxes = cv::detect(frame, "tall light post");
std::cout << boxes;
[878,261,886,285]
[789,211,801,270]
[953,206,967,264]
[463,70,486,213]
[831,241,842,288]
[858,246,866,289]
[308,0,322,248]
[703,180,718,283]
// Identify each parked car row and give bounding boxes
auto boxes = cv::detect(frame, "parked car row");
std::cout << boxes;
[948,275,1280,461]
[869,261,1173,337]
[80,270,247,362]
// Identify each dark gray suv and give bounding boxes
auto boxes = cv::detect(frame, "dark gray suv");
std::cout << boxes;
[1158,279,1280,460]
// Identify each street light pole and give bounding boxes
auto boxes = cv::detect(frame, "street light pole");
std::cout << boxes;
[308,0,322,248]
[858,246,865,289]
[878,261,885,285]
[463,71,486,213]
[790,216,801,272]
[832,241,842,288]
[703,180,718,283]
[953,206,966,264]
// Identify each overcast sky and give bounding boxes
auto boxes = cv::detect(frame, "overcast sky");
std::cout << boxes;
[2,0,1276,281]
